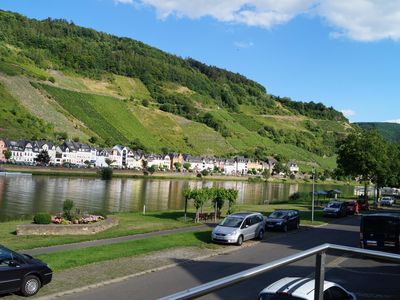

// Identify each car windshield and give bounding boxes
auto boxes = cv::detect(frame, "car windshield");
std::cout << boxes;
[260,293,304,300]
[219,216,244,228]
[327,202,340,208]
[269,211,287,218]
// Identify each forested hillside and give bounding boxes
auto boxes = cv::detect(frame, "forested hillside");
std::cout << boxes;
[356,122,400,142]
[0,10,354,171]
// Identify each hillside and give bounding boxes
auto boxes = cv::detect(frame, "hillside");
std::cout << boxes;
[356,122,400,142]
[0,10,353,171]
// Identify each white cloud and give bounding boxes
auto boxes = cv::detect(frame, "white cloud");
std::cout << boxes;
[114,0,134,4]
[385,119,400,124]
[118,0,400,42]
[341,109,355,118]
[234,41,254,48]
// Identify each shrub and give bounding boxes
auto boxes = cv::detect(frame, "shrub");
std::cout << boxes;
[33,213,51,224]
[63,199,74,221]
[98,167,113,180]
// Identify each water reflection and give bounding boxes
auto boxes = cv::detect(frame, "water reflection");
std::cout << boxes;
[0,176,353,221]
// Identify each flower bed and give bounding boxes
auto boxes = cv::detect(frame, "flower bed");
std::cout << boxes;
[51,214,105,225]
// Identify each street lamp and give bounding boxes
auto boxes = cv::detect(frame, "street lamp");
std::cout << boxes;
[312,167,315,223]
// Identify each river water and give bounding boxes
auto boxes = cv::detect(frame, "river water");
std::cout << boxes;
[0,176,354,221]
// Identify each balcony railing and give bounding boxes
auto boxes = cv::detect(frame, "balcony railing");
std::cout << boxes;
[159,243,400,300]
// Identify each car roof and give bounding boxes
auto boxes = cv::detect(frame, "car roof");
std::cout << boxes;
[229,212,261,217]
[259,277,336,299]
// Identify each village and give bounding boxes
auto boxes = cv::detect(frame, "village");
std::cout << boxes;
[0,138,300,176]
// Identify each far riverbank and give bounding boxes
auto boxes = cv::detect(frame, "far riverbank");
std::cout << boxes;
[1,164,355,186]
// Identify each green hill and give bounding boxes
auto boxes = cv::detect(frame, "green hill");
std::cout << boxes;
[355,122,400,142]
[0,10,354,170]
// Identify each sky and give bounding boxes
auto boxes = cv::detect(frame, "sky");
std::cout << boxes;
[1,0,400,123]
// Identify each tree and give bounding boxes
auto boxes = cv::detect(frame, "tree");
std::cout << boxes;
[262,169,270,180]
[337,129,389,202]
[98,167,113,180]
[88,136,97,144]
[183,162,191,172]
[182,187,193,221]
[35,150,50,166]
[72,136,80,142]
[105,158,113,166]
[4,150,12,161]
[226,188,238,214]
[147,165,156,175]
[192,188,209,223]
[173,162,182,171]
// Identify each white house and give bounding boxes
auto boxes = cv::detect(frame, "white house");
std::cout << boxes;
[287,161,299,174]
[145,154,171,170]
[183,155,203,172]
[224,159,236,175]
[235,156,249,175]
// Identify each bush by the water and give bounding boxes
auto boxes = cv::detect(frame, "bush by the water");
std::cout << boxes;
[289,192,310,202]
[99,167,113,180]
[33,213,52,224]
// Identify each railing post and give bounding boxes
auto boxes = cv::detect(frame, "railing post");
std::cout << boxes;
[314,251,326,300]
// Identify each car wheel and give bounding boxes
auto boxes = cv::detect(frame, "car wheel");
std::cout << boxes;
[21,275,41,297]
[257,230,264,240]
[236,235,244,246]
[282,224,288,232]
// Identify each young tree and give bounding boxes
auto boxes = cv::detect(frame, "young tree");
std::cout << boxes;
[35,150,50,166]
[226,188,238,214]
[182,187,193,221]
[192,188,209,223]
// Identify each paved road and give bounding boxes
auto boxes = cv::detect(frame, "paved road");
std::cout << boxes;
[62,215,400,300]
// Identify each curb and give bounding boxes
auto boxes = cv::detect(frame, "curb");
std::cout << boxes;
[34,242,257,300]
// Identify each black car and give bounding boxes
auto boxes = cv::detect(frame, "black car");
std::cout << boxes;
[0,245,52,297]
[323,201,347,217]
[265,210,300,232]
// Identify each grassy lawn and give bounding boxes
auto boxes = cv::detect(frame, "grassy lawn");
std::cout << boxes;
[1,211,198,251]
[36,230,216,272]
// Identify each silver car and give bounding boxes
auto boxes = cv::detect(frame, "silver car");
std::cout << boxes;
[211,212,265,245]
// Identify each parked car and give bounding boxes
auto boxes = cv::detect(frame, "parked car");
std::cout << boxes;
[211,212,265,245]
[380,196,394,206]
[259,277,357,300]
[344,200,357,215]
[360,213,400,253]
[0,245,52,297]
[323,201,347,217]
[265,210,300,232]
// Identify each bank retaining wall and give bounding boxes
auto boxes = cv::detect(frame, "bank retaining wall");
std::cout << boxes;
[16,216,118,235]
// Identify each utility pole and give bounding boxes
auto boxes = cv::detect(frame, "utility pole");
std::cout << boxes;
[312,167,315,223]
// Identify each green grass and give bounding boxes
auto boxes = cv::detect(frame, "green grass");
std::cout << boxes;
[36,230,216,272]
[1,211,197,251]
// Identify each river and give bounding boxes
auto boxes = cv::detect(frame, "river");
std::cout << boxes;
[0,176,354,221]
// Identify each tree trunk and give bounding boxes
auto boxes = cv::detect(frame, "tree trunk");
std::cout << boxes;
[195,209,199,223]
[364,182,368,202]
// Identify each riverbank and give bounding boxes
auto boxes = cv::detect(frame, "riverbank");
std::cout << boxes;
[1,164,356,186]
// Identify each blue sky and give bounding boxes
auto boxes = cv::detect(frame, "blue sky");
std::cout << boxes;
[1,0,400,123]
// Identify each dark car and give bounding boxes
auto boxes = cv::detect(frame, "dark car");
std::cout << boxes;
[360,213,400,253]
[323,201,347,217]
[344,200,356,215]
[0,245,52,297]
[265,210,300,232]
